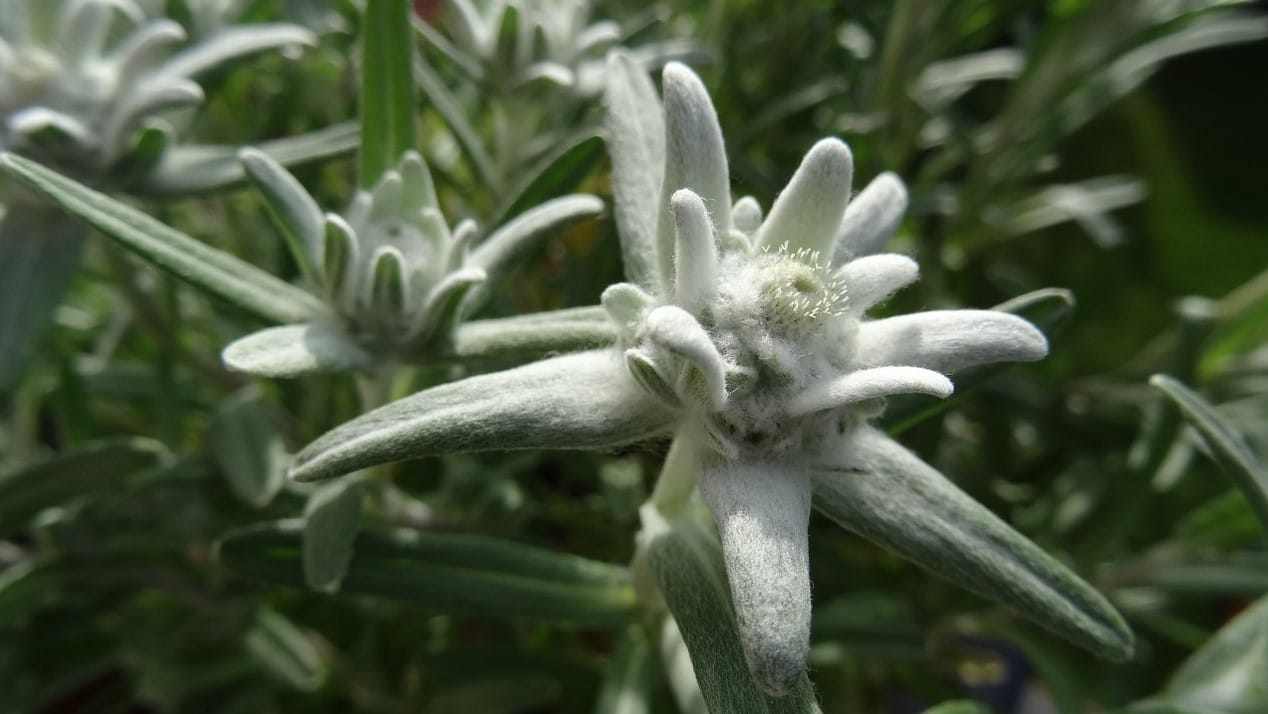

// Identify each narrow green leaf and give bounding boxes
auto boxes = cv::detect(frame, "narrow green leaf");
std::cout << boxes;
[594,626,659,714]
[360,0,419,187]
[222,323,375,377]
[469,194,604,280]
[289,350,673,482]
[133,122,360,197]
[243,606,326,692]
[414,58,499,191]
[218,520,639,623]
[641,509,822,712]
[155,24,316,79]
[812,426,1134,661]
[210,389,287,507]
[494,133,606,229]
[1151,375,1268,532]
[0,152,325,324]
[1157,594,1268,714]
[0,200,87,394]
[0,439,166,538]
[302,478,364,592]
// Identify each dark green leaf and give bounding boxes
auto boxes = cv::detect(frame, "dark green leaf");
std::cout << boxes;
[360,0,419,187]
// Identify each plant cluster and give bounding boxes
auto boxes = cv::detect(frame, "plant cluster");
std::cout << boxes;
[1,1,1266,712]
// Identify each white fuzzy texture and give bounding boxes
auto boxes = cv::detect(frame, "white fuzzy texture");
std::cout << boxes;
[671,189,718,311]
[756,138,853,258]
[698,457,812,696]
[789,366,953,416]
[835,253,919,315]
[832,171,908,265]
[855,310,1049,373]
[643,305,729,412]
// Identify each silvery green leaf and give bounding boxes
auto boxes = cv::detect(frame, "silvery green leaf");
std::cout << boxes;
[218,520,639,623]
[1151,374,1268,532]
[640,508,822,712]
[103,79,204,159]
[133,122,360,197]
[210,389,287,507]
[221,323,375,377]
[0,438,166,538]
[625,348,682,409]
[452,309,615,360]
[604,51,665,290]
[670,189,717,311]
[469,194,604,280]
[696,459,812,696]
[1153,594,1268,713]
[992,287,1076,336]
[657,62,731,290]
[322,213,358,301]
[855,309,1048,374]
[369,247,408,314]
[155,24,316,80]
[0,153,325,324]
[0,200,87,394]
[789,366,952,417]
[415,266,486,345]
[832,172,907,265]
[659,616,710,714]
[594,627,658,714]
[302,478,364,592]
[243,606,326,692]
[359,0,418,187]
[756,138,853,259]
[835,254,919,316]
[289,350,673,482]
[811,426,1134,661]
[240,148,323,285]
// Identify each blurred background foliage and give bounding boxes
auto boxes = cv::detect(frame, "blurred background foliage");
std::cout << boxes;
[1,0,1266,712]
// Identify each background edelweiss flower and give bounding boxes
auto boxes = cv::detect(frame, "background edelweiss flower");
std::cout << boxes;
[286,57,1134,697]
[0,0,313,179]
[219,149,604,377]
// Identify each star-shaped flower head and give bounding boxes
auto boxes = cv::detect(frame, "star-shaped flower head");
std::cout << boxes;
[602,57,1132,693]
[221,149,603,376]
[286,56,1133,700]
[0,0,313,181]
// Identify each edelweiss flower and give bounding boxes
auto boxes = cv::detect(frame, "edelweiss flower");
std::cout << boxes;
[221,150,603,376]
[287,58,1132,697]
[0,0,313,180]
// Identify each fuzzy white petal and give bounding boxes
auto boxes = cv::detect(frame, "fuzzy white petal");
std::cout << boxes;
[644,305,728,411]
[731,195,763,236]
[757,138,853,260]
[671,189,717,310]
[789,366,953,416]
[605,52,665,290]
[656,63,730,289]
[836,253,919,315]
[832,171,908,265]
[856,310,1049,373]
[697,457,812,695]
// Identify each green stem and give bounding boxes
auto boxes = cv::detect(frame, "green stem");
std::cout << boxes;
[649,435,697,517]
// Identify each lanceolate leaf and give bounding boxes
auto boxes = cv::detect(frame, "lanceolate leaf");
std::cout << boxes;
[289,350,673,482]
[0,153,325,325]
[641,508,823,712]
[452,311,616,360]
[1150,374,1268,533]
[210,389,287,508]
[218,520,638,623]
[0,439,167,538]
[133,122,360,197]
[302,478,365,593]
[243,606,326,692]
[812,426,1134,661]
[493,133,605,229]
[604,52,665,291]
[222,323,376,377]
[360,0,419,187]
[594,627,659,714]
[1156,594,1268,713]
[0,200,87,394]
